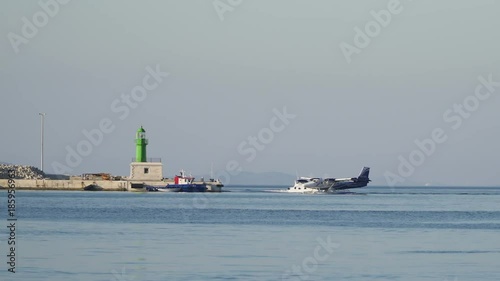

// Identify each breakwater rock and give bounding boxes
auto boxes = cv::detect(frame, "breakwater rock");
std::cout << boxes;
[0,164,45,179]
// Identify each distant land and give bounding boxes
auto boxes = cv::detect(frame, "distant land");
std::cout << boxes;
[199,171,296,186]
[0,161,465,187]
[199,171,447,187]
[200,171,439,187]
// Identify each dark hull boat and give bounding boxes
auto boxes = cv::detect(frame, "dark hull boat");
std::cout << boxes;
[84,184,103,191]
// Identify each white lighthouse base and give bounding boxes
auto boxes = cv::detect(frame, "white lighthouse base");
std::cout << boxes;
[129,162,163,181]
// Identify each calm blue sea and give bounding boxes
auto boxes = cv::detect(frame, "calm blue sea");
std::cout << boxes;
[0,186,499,281]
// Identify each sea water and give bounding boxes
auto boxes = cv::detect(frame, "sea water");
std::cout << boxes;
[0,186,499,280]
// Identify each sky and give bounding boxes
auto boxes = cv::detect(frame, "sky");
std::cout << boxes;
[1,0,499,186]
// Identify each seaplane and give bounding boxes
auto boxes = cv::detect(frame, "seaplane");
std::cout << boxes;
[286,167,371,193]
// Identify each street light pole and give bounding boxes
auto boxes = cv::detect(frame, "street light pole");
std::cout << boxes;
[39,113,46,172]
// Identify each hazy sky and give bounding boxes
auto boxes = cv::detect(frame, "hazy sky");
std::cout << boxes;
[1,0,499,186]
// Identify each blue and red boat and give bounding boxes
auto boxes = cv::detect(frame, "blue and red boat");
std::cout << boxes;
[145,170,208,192]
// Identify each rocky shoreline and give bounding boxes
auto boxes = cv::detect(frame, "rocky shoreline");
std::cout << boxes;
[0,164,45,180]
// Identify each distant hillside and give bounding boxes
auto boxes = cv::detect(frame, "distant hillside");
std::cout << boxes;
[369,176,447,187]
[201,171,296,186]
[216,171,441,187]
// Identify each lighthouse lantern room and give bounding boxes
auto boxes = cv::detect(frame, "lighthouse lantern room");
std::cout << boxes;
[135,126,148,162]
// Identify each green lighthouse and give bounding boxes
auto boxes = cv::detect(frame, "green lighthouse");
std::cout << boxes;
[135,126,148,162]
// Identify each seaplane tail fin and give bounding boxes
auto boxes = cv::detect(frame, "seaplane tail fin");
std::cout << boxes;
[357,167,370,182]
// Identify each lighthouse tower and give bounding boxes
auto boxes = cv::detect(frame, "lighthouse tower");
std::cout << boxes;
[135,126,148,162]
[129,126,163,182]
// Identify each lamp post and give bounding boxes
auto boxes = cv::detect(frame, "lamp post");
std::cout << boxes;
[39,113,46,172]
